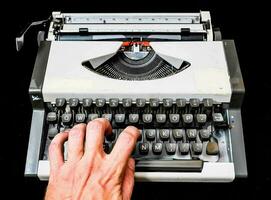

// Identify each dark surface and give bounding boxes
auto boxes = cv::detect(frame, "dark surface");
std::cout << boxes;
[2,0,270,199]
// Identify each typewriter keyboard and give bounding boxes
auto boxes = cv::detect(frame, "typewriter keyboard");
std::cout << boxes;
[43,98,231,172]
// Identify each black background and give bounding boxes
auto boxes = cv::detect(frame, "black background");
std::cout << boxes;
[2,0,270,199]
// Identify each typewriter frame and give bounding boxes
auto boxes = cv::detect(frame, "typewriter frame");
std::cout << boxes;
[22,11,247,182]
[25,39,247,181]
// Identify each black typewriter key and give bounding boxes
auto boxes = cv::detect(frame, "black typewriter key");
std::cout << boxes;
[47,112,57,124]
[69,98,79,109]
[82,98,92,108]
[179,143,190,155]
[139,142,149,155]
[189,98,200,108]
[199,129,211,140]
[192,143,203,154]
[172,129,184,141]
[96,98,106,107]
[213,113,224,122]
[166,143,176,155]
[62,113,72,126]
[55,98,66,109]
[203,98,213,108]
[186,129,197,140]
[176,98,186,108]
[109,98,119,107]
[159,129,170,141]
[182,114,193,124]
[163,98,173,107]
[115,114,125,123]
[87,114,99,122]
[152,143,163,154]
[102,114,112,122]
[144,129,156,141]
[136,98,146,107]
[142,114,152,123]
[156,114,166,123]
[122,98,132,107]
[150,98,159,107]
[129,114,139,123]
[206,141,219,155]
[196,114,207,124]
[75,114,86,123]
[169,114,180,123]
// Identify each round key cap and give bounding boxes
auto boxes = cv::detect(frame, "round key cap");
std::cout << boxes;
[75,113,86,123]
[159,129,170,140]
[152,143,163,154]
[109,98,119,107]
[96,98,106,107]
[87,114,99,122]
[203,98,213,107]
[142,114,152,123]
[179,143,190,155]
[150,98,159,107]
[82,98,92,108]
[156,114,166,123]
[172,129,184,141]
[55,98,66,109]
[182,114,193,124]
[186,129,197,140]
[47,112,57,124]
[169,114,180,123]
[192,143,203,155]
[129,114,139,123]
[145,129,156,141]
[176,98,186,108]
[206,141,219,155]
[136,98,146,107]
[166,143,176,155]
[139,142,149,155]
[189,98,200,108]
[122,98,132,107]
[62,113,72,126]
[199,129,211,140]
[69,98,79,109]
[163,98,173,107]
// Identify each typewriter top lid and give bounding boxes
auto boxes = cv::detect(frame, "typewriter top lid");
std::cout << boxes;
[42,40,231,103]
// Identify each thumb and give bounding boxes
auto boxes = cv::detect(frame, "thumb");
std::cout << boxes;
[122,158,135,200]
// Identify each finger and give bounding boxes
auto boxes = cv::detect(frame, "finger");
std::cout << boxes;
[49,131,69,172]
[122,158,135,200]
[84,118,112,156]
[109,126,139,169]
[67,123,86,163]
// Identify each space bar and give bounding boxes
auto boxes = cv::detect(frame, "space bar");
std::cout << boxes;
[135,160,203,172]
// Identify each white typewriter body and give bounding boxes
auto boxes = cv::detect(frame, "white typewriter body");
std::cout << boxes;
[23,11,247,182]
[43,41,231,103]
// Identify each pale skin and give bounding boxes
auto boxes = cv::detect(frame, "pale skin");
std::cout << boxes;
[45,118,140,200]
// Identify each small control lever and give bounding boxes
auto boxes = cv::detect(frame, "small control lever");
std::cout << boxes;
[15,18,50,51]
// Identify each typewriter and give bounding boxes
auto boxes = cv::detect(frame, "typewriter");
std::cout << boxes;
[18,11,247,182]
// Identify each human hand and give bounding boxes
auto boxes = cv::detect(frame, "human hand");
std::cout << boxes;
[45,118,140,200]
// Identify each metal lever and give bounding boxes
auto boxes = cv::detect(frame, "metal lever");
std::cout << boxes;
[15,18,49,51]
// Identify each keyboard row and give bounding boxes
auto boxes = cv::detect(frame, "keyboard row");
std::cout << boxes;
[52,98,217,109]
[104,129,219,157]
[130,141,219,156]
[47,112,225,126]
[106,129,213,142]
